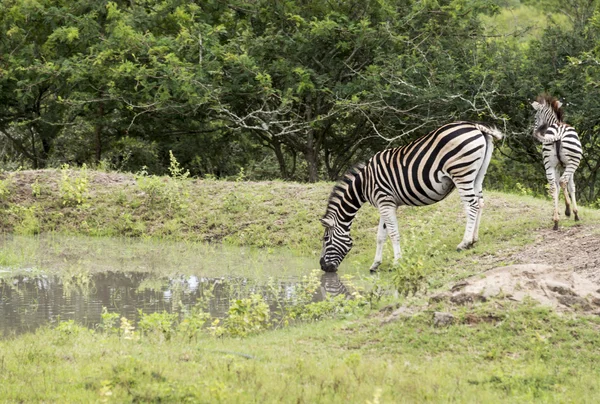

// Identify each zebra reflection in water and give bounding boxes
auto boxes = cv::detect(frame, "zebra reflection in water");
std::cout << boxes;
[319,272,350,298]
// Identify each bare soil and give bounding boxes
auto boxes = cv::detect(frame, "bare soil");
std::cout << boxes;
[445,224,600,313]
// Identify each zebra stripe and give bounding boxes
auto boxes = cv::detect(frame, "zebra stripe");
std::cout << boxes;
[320,121,503,273]
[531,94,583,229]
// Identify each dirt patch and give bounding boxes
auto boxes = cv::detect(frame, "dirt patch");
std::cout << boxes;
[428,224,600,314]
[509,224,600,284]
[437,224,600,312]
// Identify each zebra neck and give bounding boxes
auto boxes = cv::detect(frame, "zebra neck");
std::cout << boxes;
[325,174,366,229]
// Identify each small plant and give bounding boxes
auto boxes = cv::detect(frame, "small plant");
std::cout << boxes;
[59,164,89,206]
[31,179,41,197]
[235,167,246,182]
[99,307,120,333]
[391,231,440,297]
[168,150,190,180]
[0,178,12,201]
[119,317,137,340]
[212,294,271,337]
[9,205,40,235]
[138,310,178,341]
[135,151,190,212]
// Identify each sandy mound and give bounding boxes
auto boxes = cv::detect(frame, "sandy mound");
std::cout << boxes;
[443,264,600,312]
[429,224,600,313]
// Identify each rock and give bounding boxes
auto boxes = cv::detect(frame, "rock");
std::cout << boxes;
[450,281,469,292]
[450,292,487,305]
[433,312,455,327]
[381,306,415,324]
[429,292,451,304]
[557,295,593,311]
[378,303,401,314]
[591,297,600,307]
[545,280,576,296]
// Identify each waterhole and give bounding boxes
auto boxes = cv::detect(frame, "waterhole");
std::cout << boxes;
[0,234,351,336]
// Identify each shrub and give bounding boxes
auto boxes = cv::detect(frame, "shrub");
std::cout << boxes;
[59,164,89,206]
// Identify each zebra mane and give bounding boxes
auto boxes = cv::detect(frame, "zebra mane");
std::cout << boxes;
[323,163,366,217]
[537,94,564,122]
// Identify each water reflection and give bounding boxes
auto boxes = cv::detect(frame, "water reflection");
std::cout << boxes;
[0,234,356,336]
[320,272,350,297]
[0,271,350,336]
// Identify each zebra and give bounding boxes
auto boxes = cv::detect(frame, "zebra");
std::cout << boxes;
[531,95,582,230]
[320,121,503,273]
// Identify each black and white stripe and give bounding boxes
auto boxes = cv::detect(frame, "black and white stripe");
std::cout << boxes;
[531,95,582,229]
[320,121,503,273]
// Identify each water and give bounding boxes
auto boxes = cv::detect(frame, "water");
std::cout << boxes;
[0,234,350,336]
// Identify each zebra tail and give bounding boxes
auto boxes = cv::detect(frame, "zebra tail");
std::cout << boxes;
[474,123,503,141]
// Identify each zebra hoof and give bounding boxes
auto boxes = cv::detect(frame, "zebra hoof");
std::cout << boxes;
[565,207,571,217]
[553,222,559,231]
[456,242,472,252]
[575,213,580,221]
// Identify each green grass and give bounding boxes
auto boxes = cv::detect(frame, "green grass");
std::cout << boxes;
[2,169,598,277]
[1,301,599,402]
[1,168,600,401]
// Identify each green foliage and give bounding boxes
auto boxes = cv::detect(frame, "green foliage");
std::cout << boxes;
[212,294,271,337]
[0,178,12,201]
[10,205,40,235]
[59,164,89,206]
[31,179,42,198]
[99,307,121,334]
[137,311,178,340]
[391,232,442,297]
[135,152,190,213]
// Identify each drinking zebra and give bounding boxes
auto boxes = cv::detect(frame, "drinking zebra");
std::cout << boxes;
[319,121,503,273]
[531,95,582,230]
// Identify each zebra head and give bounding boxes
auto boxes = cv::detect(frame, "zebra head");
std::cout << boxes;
[319,216,353,272]
[531,96,563,138]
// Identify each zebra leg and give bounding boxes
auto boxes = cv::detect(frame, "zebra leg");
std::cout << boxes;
[561,179,572,218]
[473,197,484,243]
[471,135,493,243]
[378,204,402,266]
[456,191,480,251]
[551,177,560,231]
[369,217,388,273]
[568,177,580,221]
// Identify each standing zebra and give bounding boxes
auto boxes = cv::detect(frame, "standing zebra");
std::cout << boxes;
[531,95,582,230]
[320,121,503,273]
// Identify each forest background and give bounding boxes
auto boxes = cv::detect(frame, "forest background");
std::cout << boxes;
[2,0,600,202]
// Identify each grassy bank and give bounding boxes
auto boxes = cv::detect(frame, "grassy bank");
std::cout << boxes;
[1,167,598,276]
[1,301,600,402]
[2,168,600,402]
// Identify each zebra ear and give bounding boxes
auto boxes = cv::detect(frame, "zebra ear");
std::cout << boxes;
[554,100,563,109]
[531,101,541,110]
[320,217,334,228]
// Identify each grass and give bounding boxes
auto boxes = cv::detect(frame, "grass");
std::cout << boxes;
[1,168,600,401]
[0,301,599,402]
[2,168,598,278]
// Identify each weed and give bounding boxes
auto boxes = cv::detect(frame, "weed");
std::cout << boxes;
[0,177,12,201]
[391,232,441,297]
[135,152,190,213]
[99,307,120,333]
[59,164,89,206]
[31,179,41,198]
[119,317,137,340]
[9,205,40,235]
[213,294,271,337]
[137,311,178,341]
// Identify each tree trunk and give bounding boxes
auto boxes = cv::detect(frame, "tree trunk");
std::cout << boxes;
[272,140,288,178]
[95,103,104,164]
[305,148,319,183]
